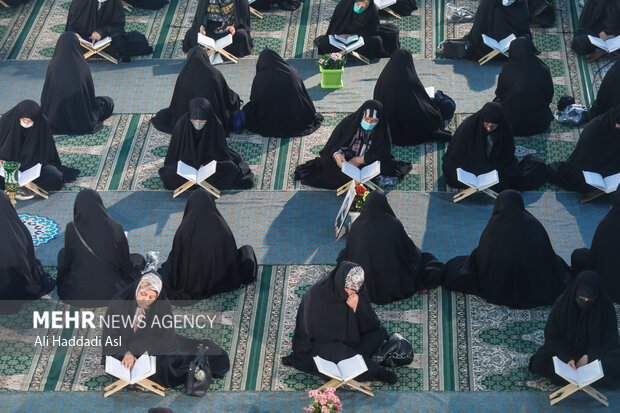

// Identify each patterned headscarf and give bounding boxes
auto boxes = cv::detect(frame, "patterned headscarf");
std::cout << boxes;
[135,272,163,299]
[344,266,365,291]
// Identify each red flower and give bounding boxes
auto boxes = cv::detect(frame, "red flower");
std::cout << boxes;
[355,185,367,195]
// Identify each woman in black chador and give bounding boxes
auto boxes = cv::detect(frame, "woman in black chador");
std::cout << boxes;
[159,190,257,303]
[242,48,323,138]
[65,0,152,59]
[102,272,231,388]
[0,100,79,194]
[182,0,253,57]
[461,0,532,61]
[282,261,398,384]
[571,0,620,56]
[0,192,55,314]
[315,0,399,59]
[294,100,412,190]
[57,189,145,305]
[571,189,620,303]
[152,46,241,134]
[547,106,620,194]
[442,102,547,191]
[373,49,451,145]
[529,271,620,388]
[41,32,114,135]
[587,61,620,121]
[443,190,572,309]
[158,98,254,190]
[337,192,444,304]
[494,37,554,137]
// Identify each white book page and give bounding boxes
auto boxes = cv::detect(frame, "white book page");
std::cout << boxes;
[197,160,217,183]
[214,34,233,50]
[583,171,606,191]
[574,360,604,388]
[456,168,478,189]
[603,172,620,193]
[607,36,620,52]
[341,162,361,181]
[481,34,500,51]
[105,356,132,382]
[498,34,516,53]
[314,356,343,381]
[476,170,499,191]
[359,161,381,183]
[425,86,435,98]
[129,353,154,383]
[553,356,579,386]
[329,35,364,53]
[197,33,215,49]
[588,35,608,50]
[375,0,396,9]
[79,37,94,48]
[18,163,41,186]
[177,160,198,183]
[336,354,368,382]
[93,37,111,49]
[334,34,358,44]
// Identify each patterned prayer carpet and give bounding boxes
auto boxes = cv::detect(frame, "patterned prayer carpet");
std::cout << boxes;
[0,0,619,410]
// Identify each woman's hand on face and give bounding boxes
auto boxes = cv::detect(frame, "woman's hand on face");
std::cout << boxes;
[226,25,236,36]
[122,352,137,370]
[346,293,359,312]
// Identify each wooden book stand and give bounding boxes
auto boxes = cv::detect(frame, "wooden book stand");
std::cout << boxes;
[383,8,401,19]
[250,7,263,18]
[339,50,370,65]
[336,179,382,197]
[173,178,221,199]
[0,0,10,8]
[23,182,49,199]
[318,378,374,397]
[81,42,118,64]
[104,377,166,398]
[549,383,608,407]
[122,1,133,12]
[478,49,500,65]
[453,186,498,203]
[206,48,238,64]
[581,189,606,204]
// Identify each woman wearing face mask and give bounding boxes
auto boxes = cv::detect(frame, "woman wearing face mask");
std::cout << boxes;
[0,100,79,199]
[529,271,620,387]
[547,105,620,194]
[452,0,532,61]
[102,272,231,388]
[442,102,547,191]
[152,47,241,134]
[282,261,398,384]
[158,97,254,190]
[314,0,399,59]
[294,100,412,189]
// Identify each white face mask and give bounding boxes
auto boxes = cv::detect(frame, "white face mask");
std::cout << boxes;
[20,120,33,128]
[502,0,515,6]
[191,120,206,130]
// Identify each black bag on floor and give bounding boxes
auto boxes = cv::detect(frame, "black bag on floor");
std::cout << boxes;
[111,31,153,60]
[186,344,213,397]
[372,333,414,367]
[437,39,471,59]
[238,245,258,283]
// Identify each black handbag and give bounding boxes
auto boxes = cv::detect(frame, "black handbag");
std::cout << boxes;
[185,344,213,397]
[372,333,414,367]
[437,39,471,59]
